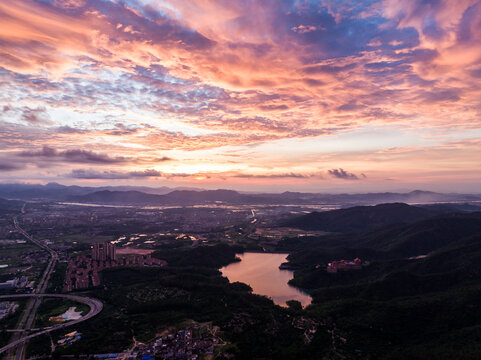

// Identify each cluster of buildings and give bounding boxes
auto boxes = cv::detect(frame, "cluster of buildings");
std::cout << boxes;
[64,242,167,292]
[148,329,217,359]
[0,276,29,291]
[85,328,220,360]
[109,329,219,360]
[292,316,318,344]
[326,258,362,273]
[20,205,252,235]
[64,255,95,291]
[92,242,116,262]
[57,331,82,346]
[0,301,18,320]
[20,249,50,266]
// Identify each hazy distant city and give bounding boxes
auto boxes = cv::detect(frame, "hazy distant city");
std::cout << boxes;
[0,182,481,359]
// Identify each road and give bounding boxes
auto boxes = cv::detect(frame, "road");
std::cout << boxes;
[13,217,57,258]
[0,294,103,354]
[7,217,59,360]
[15,258,58,359]
[3,216,101,359]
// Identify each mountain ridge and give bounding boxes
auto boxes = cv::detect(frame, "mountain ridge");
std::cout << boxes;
[1,182,479,206]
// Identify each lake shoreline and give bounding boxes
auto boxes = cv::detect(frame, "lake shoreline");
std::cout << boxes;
[221,251,312,307]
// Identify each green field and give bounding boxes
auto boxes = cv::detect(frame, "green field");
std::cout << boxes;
[35,298,89,328]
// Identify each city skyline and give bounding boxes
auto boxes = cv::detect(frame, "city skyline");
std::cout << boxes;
[1,0,480,192]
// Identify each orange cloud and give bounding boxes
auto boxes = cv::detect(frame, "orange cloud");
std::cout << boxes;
[0,0,480,190]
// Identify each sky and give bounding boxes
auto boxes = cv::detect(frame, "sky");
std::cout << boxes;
[0,0,480,193]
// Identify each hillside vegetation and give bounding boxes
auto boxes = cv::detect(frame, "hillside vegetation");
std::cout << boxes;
[277,208,481,359]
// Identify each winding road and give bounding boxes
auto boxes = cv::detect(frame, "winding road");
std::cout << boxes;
[1,211,103,358]
[0,294,103,354]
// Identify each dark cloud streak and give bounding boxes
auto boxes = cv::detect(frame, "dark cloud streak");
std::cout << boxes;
[328,168,362,180]
[19,146,127,164]
[68,169,163,179]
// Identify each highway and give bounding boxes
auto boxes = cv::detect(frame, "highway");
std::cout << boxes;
[3,215,102,359]
[7,217,59,360]
[13,217,57,258]
[0,294,103,354]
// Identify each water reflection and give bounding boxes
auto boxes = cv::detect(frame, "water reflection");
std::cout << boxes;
[221,252,311,307]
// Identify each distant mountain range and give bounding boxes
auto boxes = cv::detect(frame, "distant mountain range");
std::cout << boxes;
[0,182,201,199]
[0,182,479,206]
[66,189,245,205]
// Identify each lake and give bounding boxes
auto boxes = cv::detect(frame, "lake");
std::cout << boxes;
[220,252,311,307]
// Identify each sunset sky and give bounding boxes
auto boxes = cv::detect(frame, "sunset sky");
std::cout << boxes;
[1,0,480,192]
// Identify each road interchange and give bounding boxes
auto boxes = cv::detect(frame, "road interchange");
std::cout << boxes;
[1,212,103,358]
[0,294,103,354]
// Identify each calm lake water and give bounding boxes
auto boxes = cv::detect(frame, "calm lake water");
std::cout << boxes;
[220,252,311,307]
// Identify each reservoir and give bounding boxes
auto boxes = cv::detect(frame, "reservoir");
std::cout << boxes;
[220,252,311,307]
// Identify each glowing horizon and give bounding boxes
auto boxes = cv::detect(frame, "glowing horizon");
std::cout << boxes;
[1,0,480,192]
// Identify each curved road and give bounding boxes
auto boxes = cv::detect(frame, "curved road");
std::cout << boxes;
[5,214,103,359]
[8,216,60,360]
[0,294,103,354]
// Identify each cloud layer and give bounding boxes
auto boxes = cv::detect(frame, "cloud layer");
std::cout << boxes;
[0,0,480,190]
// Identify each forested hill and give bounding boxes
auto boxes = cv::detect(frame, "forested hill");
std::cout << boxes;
[277,211,481,358]
[282,202,480,233]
